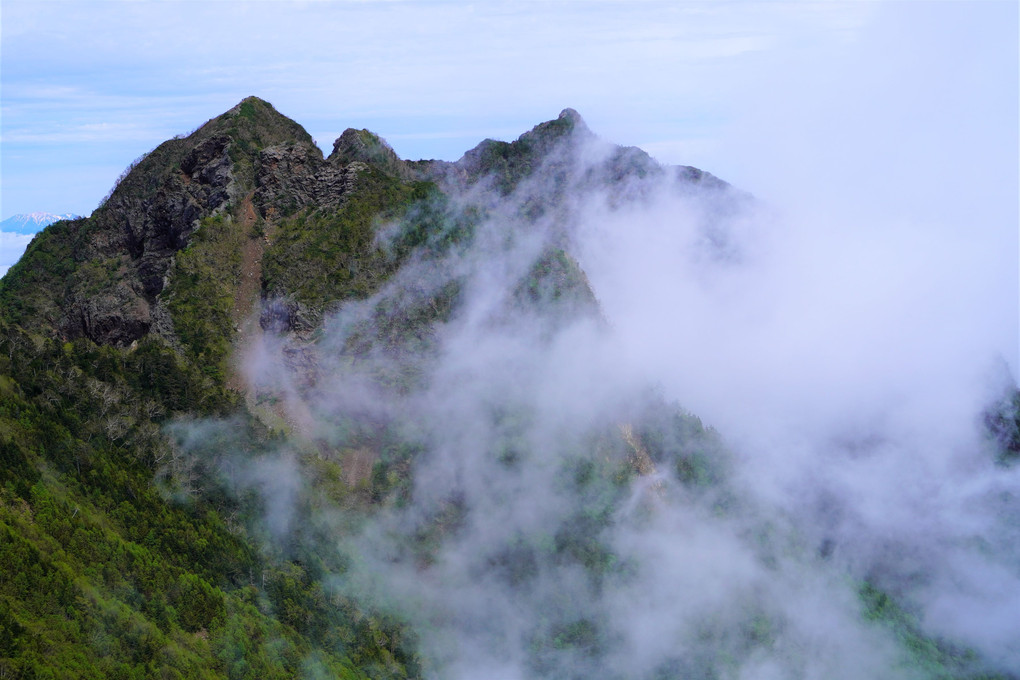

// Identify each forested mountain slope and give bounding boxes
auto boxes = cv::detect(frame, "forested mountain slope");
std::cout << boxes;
[0,97,1015,680]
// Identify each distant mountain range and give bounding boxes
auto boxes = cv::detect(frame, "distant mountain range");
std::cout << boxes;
[0,212,80,234]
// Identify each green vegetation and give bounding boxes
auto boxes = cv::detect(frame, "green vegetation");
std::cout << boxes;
[0,218,87,329]
[165,214,245,383]
[632,403,728,490]
[0,312,419,678]
[513,248,600,322]
[98,137,190,212]
[332,129,410,180]
[0,96,443,678]
[859,583,1011,680]
[464,112,579,196]
[262,169,435,312]
[1,97,1010,679]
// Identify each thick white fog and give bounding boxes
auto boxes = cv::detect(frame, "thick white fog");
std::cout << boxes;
[574,166,1020,673]
[162,6,1019,676]
[191,108,1020,679]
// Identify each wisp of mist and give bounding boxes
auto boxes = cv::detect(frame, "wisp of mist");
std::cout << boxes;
[173,112,1018,679]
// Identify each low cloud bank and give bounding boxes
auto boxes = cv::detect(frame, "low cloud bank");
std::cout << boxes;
[171,122,1017,679]
[0,231,34,278]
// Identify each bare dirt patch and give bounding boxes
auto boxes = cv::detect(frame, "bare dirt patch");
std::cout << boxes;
[341,447,379,488]
[227,193,268,395]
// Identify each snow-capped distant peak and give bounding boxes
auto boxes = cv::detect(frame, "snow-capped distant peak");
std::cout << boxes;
[0,212,80,234]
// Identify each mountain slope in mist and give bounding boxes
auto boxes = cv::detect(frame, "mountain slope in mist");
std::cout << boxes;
[0,97,1016,680]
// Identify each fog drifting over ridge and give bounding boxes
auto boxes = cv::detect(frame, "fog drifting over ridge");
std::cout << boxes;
[573,155,1020,671]
[169,108,1020,680]
[162,7,1020,671]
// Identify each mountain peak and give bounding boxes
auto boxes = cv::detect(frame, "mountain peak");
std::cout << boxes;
[527,107,591,142]
[328,127,410,178]
[454,107,595,193]
[557,107,585,128]
[224,95,283,117]
[212,96,316,148]
[236,95,271,107]
[0,212,80,234]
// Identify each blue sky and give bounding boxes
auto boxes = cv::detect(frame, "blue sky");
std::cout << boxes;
[0,1,1017,316]
[2,1,1011,220]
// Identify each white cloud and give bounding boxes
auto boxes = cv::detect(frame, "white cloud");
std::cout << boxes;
[0,231,35,278]
[1,0,884,215]
[189,120,1018,674]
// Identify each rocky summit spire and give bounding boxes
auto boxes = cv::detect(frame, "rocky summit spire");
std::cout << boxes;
[454,107,596,194]
[328,127,413,179]
[556,107,587,130]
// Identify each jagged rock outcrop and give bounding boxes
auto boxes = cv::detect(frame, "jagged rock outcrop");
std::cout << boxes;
[453,108,593,193]
[61,131,240,344]
[329,128,415,180]
[3,98,740,350]
[254,142,328,218]
[254,126,426,221]
[49,98,323,345]
[259,297,321,335]
[63,281,152,347]
[254,142,371,218]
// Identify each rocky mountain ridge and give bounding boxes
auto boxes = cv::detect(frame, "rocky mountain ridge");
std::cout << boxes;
[0,97,749,679]
[2,97,1005,680]
[0,96,731,353]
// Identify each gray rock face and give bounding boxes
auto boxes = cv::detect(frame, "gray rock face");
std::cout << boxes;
[253,142,366,218]
[63,282,152,347]
[254,142,325,218]
[62,134,239,345]
[59,123,385,346]
[44,99,738,351]
[259,297,321,335]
